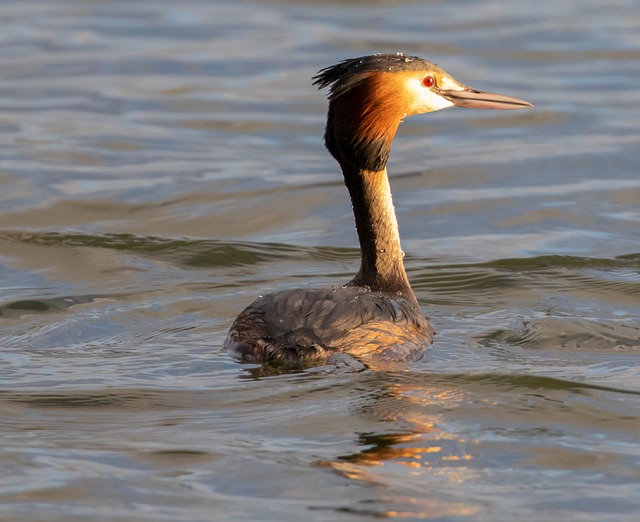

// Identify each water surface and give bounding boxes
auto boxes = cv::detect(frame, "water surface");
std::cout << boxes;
[1,0,639,520]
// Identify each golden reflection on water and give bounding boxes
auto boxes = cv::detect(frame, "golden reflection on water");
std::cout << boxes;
[384,502,479,519]
[318,377,481,518]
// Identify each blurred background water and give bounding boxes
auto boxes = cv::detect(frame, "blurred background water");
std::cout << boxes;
[1,0,639,520]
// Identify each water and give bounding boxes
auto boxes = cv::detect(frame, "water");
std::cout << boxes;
[1,0,639,520]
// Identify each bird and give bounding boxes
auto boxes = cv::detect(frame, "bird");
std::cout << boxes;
[224,53,532,365]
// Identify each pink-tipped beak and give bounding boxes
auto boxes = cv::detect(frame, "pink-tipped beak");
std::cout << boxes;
[441,88,533,110]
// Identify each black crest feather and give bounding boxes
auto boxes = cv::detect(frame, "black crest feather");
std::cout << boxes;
[312,52,434,98]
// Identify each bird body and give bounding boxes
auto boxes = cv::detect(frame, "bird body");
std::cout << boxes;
[227,287,431,363]
[224,53,531,364]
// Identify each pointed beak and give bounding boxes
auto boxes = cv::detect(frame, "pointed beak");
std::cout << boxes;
[440,88,532,110]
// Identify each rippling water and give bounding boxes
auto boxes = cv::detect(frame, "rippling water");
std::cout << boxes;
[1,0,639,520]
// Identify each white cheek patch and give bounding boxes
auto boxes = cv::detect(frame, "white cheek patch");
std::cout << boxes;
[405,77,454,113]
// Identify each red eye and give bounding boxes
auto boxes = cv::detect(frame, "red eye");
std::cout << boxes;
[422,75,435,88]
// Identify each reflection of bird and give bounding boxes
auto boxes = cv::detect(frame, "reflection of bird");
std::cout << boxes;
[225,53,532,364]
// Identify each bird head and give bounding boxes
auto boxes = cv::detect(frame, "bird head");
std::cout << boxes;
[313,53,532,172]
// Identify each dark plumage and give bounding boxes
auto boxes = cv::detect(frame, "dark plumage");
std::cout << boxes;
[227,287,431,364]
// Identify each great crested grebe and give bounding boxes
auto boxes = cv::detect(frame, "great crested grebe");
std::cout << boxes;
[225,53,532,364]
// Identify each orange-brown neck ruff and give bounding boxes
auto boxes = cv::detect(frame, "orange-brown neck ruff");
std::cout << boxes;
[323,71,413,172]
[313,53,439,170]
